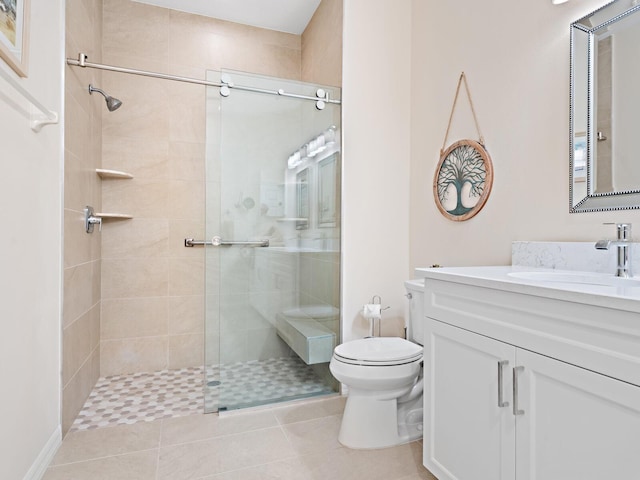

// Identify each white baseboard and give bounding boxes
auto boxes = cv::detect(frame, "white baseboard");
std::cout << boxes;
[23,426,61,480]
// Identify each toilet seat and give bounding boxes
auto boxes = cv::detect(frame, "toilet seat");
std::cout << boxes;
[333,337,423,366]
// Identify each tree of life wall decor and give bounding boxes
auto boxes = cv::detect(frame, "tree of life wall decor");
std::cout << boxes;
[433,72,493,222]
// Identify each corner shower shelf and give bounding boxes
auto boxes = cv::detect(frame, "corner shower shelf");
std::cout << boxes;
[93,170,134,223]
[96,168,134,179]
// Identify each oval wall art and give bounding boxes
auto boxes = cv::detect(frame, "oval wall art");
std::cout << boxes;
[433,139,493,222]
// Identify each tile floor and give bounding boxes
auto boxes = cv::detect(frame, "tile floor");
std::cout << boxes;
[72,358,334,431]
[44,396,436,480]
[71,367,203,432]
[212,356,335,412]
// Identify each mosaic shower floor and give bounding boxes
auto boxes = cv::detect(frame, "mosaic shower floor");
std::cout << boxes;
[210,356,334,412]
[71,356,334,432]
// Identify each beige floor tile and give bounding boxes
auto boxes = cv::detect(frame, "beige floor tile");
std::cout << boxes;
[200,456,323,480]
[51,421,161,465]
[201,444,430,480]
[157,426,296,479]
[339,441,430,480]
[273,395,346,425]
[43,450,158,480]
[48,388,434,480]
[221,442,427,480]
[281,414,342,456]
[397,472,439,480]
[300,442,430,480]
[161,409,279,446]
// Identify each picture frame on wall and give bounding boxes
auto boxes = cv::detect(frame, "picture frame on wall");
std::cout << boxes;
[0,0,30,77]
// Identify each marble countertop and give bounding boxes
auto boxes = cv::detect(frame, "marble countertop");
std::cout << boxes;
[416,265,640,314]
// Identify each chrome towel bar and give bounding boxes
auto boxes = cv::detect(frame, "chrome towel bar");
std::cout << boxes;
[184,236,269,248]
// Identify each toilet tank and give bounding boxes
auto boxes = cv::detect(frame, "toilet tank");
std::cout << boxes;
[404,279,425,345]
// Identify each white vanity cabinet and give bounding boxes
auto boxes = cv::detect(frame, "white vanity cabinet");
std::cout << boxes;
[419,268,640,480]
[514,347,640,480]
[428,320,640,480]
[427,320,515,480]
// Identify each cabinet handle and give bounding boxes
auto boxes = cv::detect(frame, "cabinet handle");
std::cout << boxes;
[497,360,510,408]
[513,366,525,416]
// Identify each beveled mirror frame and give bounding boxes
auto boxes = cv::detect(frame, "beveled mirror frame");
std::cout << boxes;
[570,0,640,213]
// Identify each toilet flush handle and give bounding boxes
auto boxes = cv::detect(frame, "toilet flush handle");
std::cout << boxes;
[404,292,413,338]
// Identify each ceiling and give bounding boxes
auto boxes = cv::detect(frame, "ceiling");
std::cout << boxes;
[131,0,322,35]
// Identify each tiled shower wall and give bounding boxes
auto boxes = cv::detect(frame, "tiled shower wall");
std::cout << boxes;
[98,0,306,376]
[302,0,343,87]
[300,0,342,319]
[63,0,104,434]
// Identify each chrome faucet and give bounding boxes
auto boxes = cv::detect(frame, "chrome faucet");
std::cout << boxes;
[595,223,632,278]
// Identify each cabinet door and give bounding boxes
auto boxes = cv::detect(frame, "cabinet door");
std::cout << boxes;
[424,320,516,480]
[515,349,640,480]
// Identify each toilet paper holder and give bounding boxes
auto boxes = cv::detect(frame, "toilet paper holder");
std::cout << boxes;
[364,295,390,338]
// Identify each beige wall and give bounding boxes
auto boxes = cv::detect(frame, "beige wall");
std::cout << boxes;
[302,0,343,87]
[408,0,640,273]
[99,0,303,376]
[342,0,412,342]
[63,0,103,435]
[0,0,64,477]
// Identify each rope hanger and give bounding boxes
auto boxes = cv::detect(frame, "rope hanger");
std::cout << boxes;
[441,72,485,156]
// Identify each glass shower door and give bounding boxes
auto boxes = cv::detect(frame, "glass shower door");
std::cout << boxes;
[204,71,341,412]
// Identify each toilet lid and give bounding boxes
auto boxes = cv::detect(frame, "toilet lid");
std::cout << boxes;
[334,337,423,366]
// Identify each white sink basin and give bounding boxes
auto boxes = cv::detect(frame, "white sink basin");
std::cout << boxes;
[508,271,640,288]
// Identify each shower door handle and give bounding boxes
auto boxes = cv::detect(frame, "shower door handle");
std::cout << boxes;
[184,236,269,248]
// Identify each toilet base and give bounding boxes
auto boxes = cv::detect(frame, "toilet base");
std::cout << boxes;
[397,396,424,444]
[338,388,423,449]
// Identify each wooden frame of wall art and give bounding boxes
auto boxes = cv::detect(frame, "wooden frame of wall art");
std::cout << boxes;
[0,0,30,77]
[433,139,493,222]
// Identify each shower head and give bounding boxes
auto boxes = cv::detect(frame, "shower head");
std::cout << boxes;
[88,84,123,112]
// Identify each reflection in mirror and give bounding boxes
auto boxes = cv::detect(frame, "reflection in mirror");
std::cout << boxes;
[570,0,640,212]
[296,168,309,230]
[318,154,339,227]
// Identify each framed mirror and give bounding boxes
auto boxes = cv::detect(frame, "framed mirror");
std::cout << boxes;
[570,0,640,212]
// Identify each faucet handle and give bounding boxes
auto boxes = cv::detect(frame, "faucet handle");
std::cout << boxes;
[603,222,632,240]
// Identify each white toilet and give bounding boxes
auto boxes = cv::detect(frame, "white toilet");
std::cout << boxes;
[329,279,425,449]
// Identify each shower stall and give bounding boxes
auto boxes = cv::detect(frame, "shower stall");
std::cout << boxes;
[66,54,342,419]
[202,70,342,412]
[62,0,344,433]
